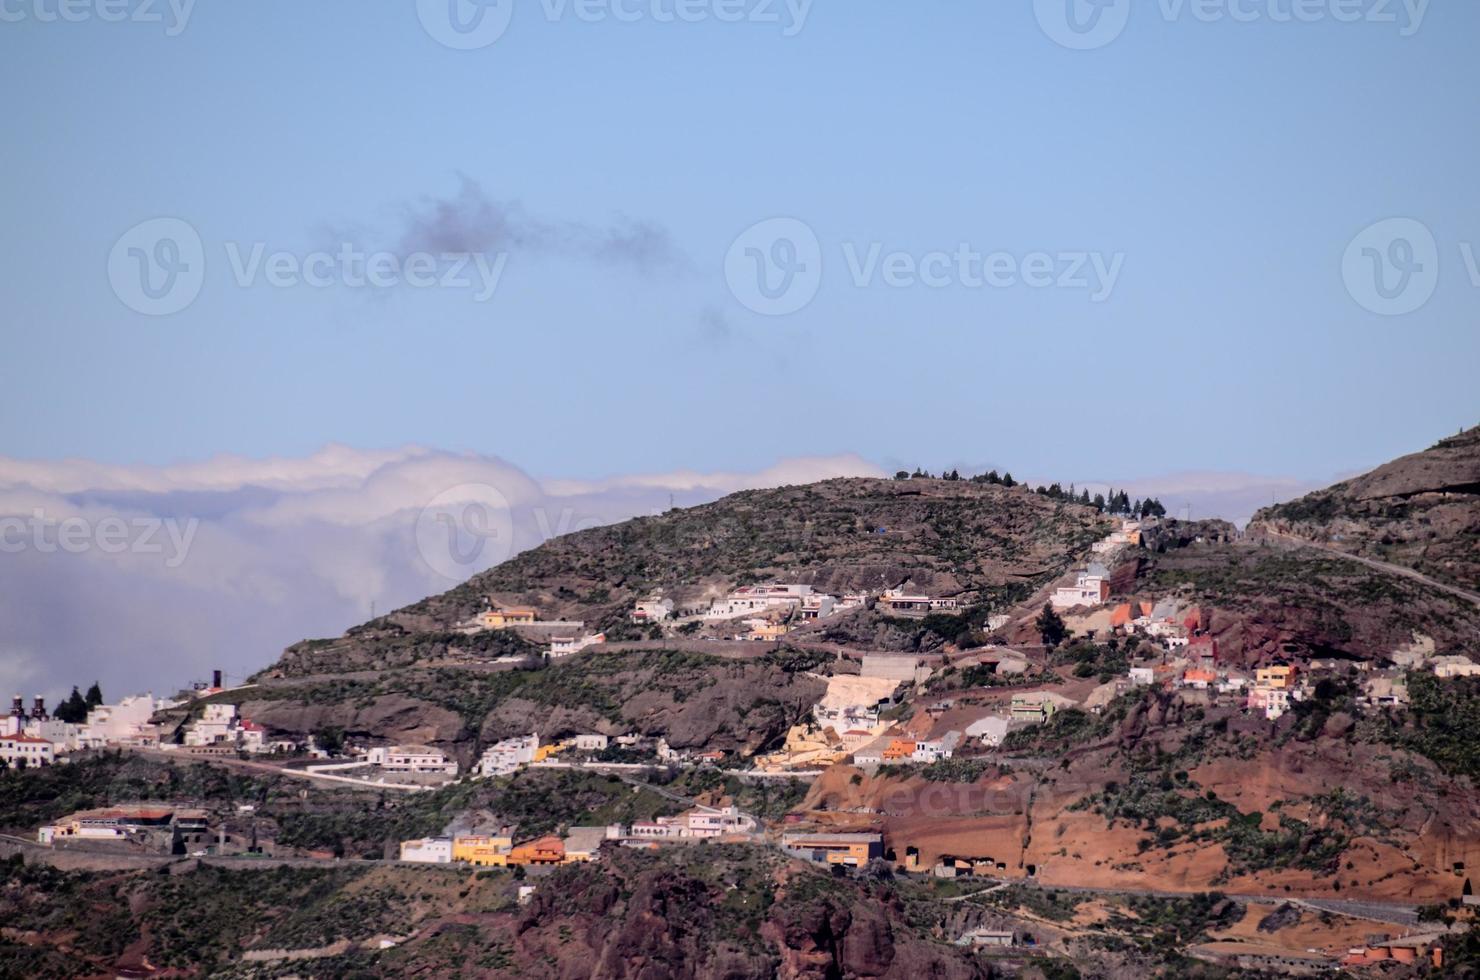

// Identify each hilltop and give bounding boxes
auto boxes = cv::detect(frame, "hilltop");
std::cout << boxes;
[1250,424,1480,593]
[270,476,1110,676]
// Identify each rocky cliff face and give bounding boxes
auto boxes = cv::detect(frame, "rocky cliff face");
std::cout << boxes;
[1249,425,1480,592]
[484,847,991,980]
[234,651,828,759]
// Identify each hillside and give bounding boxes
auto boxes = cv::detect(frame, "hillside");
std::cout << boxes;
[1250,425,1480,592]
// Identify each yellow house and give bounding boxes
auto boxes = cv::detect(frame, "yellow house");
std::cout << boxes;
[453,834,513,866]
[1256,664,1297,690]
[480,606,538,629]
[533,742,566,763]
[751,622,790,642]
[782,832,884,867]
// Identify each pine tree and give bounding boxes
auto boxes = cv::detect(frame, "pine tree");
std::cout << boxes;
[1036,603,1069,649]
[54,686,90,723]
[85,682,103,707]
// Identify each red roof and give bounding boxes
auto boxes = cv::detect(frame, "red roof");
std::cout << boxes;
[2,734,52,745]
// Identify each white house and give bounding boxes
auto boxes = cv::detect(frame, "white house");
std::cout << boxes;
[1128,667,1155,687]
[479,734,539,777]
[1433,656,1480,679]
[630,805,756,840]
[799,594,838,620]
[549,633,607,658]
[368,745,459,776]
[400,837,453,864]
[631,596,674,624]
[1051,564,1110,610]
[913,730,962,763]
[705,584,813,620]
[184,703,239,747]
[876,588,960,616]
[574,734,609,752]
[0,734,55,767]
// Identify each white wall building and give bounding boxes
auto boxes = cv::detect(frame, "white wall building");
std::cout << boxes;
[1051,564,1110,610]
[78,694,174,748]
[631,596,674,623]
[400,837,454,863]
[184,703,239,747]
[479,734,539,777]
[0,734,55,767]
[368,745,459,776]
[574,734,609,752]
[1433,656,1480,679]
[705,584,813,620]
[549,633,607,659]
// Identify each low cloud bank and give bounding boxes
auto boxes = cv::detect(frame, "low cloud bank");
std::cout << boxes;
[0,447,882,702]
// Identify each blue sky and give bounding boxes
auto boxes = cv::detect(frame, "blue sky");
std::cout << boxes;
[2,0,1477,485]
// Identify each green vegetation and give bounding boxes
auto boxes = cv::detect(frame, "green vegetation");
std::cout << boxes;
[920,757,991,783]
[0,752,285,832]
[1081,764,1347,878]
[666,769,810,821]
[1357,673,1480,779]
[1036,603,1068,648]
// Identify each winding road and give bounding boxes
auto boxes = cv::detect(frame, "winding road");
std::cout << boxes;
[1260,529,1480,608]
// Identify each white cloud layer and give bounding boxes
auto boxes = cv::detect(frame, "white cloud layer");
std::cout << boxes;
[0,447,882,703]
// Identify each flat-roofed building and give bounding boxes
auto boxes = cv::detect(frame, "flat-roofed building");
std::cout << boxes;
[400,837,453,864]
[782,832,884,867]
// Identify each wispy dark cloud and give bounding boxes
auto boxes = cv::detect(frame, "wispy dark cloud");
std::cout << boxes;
[397,175,689,276]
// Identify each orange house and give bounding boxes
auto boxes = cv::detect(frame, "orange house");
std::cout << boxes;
[509,835,565,866]
[882,738,916,762]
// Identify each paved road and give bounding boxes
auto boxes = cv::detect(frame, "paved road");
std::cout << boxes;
[1262,530,1480,608]
[124,748,431,792]
[950,873,1420,927]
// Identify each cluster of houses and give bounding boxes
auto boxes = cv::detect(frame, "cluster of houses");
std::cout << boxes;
[475,730,716,778]
[399,804,759,868]
[455,600,607,661]
[175,703,299,755]
[632,583,964,642]
[1,690,183,767]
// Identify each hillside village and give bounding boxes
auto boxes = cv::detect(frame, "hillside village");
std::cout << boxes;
[5,441,1480,977]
